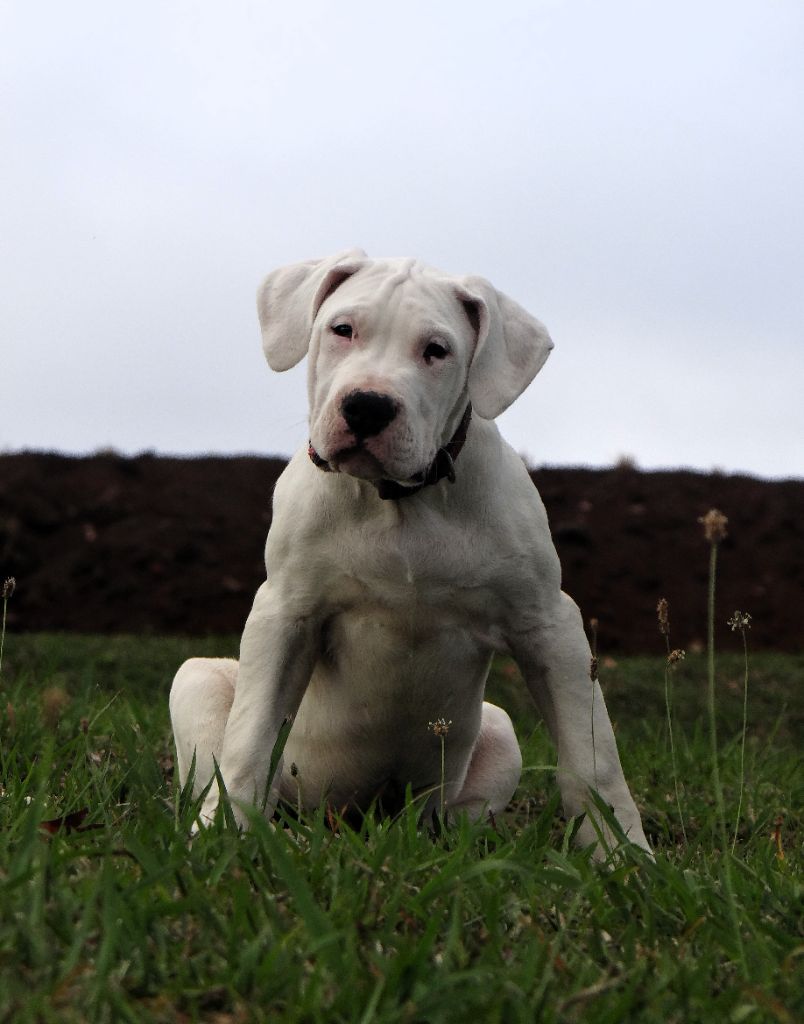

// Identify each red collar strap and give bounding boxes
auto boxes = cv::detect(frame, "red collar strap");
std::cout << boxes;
[308,403,473,501]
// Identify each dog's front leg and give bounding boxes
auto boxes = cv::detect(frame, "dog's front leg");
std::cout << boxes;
[196,580,317,830]
[510,591,651,856]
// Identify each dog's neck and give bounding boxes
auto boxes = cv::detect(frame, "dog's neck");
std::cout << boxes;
[308,403,473,501]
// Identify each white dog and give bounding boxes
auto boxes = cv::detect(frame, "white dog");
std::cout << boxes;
[170,250,651,854]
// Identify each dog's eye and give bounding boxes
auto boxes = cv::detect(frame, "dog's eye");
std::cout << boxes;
[423,341,449,364]
[332,323,353,338]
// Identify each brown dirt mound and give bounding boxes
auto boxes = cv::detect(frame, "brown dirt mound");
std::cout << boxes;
[1,453,801,652]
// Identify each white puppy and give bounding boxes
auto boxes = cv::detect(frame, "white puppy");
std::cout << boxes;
[170,250,651,854]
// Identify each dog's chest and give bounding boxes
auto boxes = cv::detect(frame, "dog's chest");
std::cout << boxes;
[293,603,493,787]
[319,519,505,641]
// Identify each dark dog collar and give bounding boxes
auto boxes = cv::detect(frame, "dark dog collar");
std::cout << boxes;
[308,403,472,501]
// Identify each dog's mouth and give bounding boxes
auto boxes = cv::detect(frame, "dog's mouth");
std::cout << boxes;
[331,444,383,480]
[330,443,425,486]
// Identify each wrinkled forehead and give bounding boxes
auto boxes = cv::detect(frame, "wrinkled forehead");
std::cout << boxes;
[317,259,471,340]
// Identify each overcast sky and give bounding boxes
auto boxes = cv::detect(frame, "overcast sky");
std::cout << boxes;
[2,0,802,478]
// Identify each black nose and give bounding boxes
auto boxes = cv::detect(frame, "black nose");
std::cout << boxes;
[341,390,398,438]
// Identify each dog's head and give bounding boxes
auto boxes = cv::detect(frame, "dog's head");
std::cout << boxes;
[257,250,553,485]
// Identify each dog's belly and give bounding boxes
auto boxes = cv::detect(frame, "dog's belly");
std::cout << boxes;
[279,606,494,810]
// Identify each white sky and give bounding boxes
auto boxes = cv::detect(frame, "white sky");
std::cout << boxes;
[2,0,802,478]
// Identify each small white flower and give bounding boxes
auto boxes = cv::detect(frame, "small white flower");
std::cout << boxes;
[728,611,752,632]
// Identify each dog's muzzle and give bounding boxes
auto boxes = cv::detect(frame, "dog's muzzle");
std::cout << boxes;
[308,403,473,501]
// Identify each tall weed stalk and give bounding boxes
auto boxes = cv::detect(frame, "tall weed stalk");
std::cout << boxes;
[657,598,687,844]
[728,611,752,852]
[699,509,747,978]
[428,718,451,820]
[0,577,15,680]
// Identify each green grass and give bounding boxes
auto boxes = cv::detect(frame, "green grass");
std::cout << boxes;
[0,634,802,1023]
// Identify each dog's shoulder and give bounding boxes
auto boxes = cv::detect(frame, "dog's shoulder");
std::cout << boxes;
[462,419,547,519]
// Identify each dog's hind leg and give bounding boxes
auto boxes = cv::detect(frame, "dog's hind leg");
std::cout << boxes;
[448,702,522,821]
[169,657,237,797]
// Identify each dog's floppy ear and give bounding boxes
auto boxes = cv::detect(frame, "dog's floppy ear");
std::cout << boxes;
[457,276,553,420]
[257,248,368,371]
